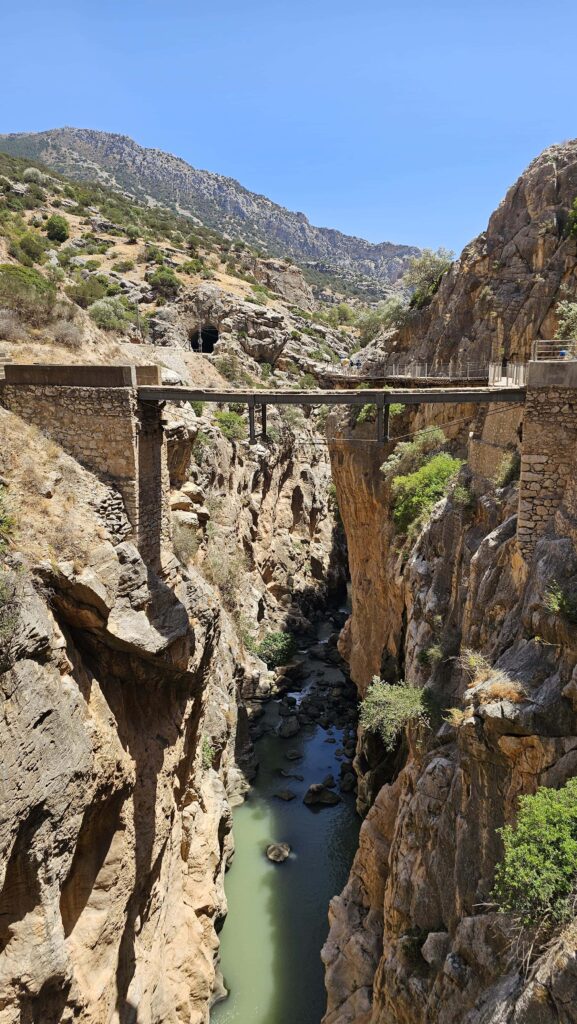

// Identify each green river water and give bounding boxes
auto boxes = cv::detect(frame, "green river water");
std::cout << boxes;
[211,624,360,1024]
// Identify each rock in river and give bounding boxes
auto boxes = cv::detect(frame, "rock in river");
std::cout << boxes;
[277,716,301,738]
[274,789,296,801]
[303,784,342,807]
[266,842,291,863]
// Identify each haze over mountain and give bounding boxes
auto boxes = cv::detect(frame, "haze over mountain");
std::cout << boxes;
[0,127,419,295]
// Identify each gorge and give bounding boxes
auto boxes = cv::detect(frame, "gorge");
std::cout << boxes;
[1,134,577,1024]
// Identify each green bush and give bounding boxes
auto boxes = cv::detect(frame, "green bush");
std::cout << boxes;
[493,779,577,928]
[356,403,376,424]
[554,300,577,341]
[148,266,180,298]
[88,296,134,331]
[381,427,447,480]
[255,631,297,667]
[214,410,246,441]
[544,579,577,624]
[17,230,46,264]
[45,214,70,243]
[0,486,15,552]
[360,679,428,749]
[402,247,454,309]
[111,259,135,273]
[356,296,409,346]
[392,452,463,533]
[66,275,108,308]
[495,451,521,487]
[190,400,204,417]
[0,264,56,324]
[201,737,215,770]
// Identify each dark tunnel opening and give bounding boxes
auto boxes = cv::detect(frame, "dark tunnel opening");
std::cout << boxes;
[190,324,219,353]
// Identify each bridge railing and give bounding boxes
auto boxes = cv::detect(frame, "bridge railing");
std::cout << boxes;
[328,359,527,385]
[531,339,577,361]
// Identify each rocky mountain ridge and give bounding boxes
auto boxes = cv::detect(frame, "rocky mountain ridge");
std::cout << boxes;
[0,127,419,295]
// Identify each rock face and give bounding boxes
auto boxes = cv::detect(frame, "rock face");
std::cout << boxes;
[323,402,577,1021]
[0,409,255,1022]
[0,127,419,290]
[364,139,577,370]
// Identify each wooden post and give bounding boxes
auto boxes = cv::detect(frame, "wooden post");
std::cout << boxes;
[248,398,256,443]
[261,403,267,439]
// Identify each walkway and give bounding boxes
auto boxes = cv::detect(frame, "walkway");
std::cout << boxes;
[138,384,526,442]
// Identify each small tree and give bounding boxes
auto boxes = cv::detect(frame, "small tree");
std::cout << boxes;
[148,266,180,298]
[125,224,139,243]
[392,452,463,533]
[360,679,428,749]
[402,247,454,309]
[555,301,577,340]
[255,631,297,667]
[88,296,131,330]
[45,214,70,243]
[357,296,409,346]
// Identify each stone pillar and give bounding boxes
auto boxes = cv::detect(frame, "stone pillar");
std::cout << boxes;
[517,361,577,558]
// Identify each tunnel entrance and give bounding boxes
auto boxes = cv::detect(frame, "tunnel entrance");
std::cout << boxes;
[190,324,219,353]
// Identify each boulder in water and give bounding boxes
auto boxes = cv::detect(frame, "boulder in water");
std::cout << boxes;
[277,716,301,738]
[285,750,303,761]
[303,784,342,807]
[340,772,356,793]
[266,842,291,863]
[274,789,296,801]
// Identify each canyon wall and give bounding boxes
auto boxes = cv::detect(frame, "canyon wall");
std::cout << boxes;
[323,144,577,1024]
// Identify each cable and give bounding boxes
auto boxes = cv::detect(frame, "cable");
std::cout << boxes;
[270,403,521,448]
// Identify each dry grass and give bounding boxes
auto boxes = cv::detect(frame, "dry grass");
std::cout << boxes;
[477,677,527,704]
[444,706,473,727]
[0,408,109,565]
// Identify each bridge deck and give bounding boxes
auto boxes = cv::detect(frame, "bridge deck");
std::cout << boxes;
[138,385,526,407]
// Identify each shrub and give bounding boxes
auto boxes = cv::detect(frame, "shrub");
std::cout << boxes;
[203,543,247,611]
[0,569,19,659]
[148,266,180,298]
[173,521,199,565]
[356,296,409,346]
[88,296,133,331]
[18,230,46,264]
[402,247,454,309]
[255,631,297,668]
[0,264,56,324]
[66,275,107,309]
[0,487,14,551]
[356,403,376,424]
[381,427,446,479]
[214,410,246,441]
[45,214,70,243]
[555,300,577,340]
[544,579,577,624]
[125,224,139,243]
[495,451,521,487]
[299,372,317,390]
[201,737,215,770]
[190,400,204,417]
[0,309,24,341]
[493,779,577,930]
[360,679,429,750]
[392,452,463,533]
[22,167,44,184]
[51,320,83,349]
[111,259,135,273]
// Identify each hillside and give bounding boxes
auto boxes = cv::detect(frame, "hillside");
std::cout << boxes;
[0,127,419,297]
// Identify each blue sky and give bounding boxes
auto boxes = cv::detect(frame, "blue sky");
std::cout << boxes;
[2,0,576,252]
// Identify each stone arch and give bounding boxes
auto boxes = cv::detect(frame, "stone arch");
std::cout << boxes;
[189,324,219,353]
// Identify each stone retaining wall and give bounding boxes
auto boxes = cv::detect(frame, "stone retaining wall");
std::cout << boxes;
[518,365,577,557]
[0,380,169,567]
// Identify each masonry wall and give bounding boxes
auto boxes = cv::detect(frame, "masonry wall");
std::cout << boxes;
[0,382,170,568]
[518,364,577,557]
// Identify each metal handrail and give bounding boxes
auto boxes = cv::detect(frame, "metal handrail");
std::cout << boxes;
[531,339,577,361]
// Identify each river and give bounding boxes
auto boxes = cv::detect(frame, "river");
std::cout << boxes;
[211,617,360,1024]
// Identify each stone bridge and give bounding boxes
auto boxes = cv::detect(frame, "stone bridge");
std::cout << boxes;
[0,361,573,567]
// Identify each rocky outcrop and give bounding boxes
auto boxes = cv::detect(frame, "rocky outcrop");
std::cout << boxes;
[323,394,577,1023]
[363,139,577,370]
[0,409,260,1022]
[0,127,418,291]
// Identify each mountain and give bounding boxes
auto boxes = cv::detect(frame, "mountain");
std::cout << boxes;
[0,127,419,294]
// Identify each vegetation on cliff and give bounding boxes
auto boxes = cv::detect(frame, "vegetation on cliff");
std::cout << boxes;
[359,678,428,749]
[493,779,577,929]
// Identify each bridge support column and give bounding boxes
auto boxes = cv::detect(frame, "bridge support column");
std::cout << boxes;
[376,394,389,442]
[261,403,267,439]
[248,397,256,443]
